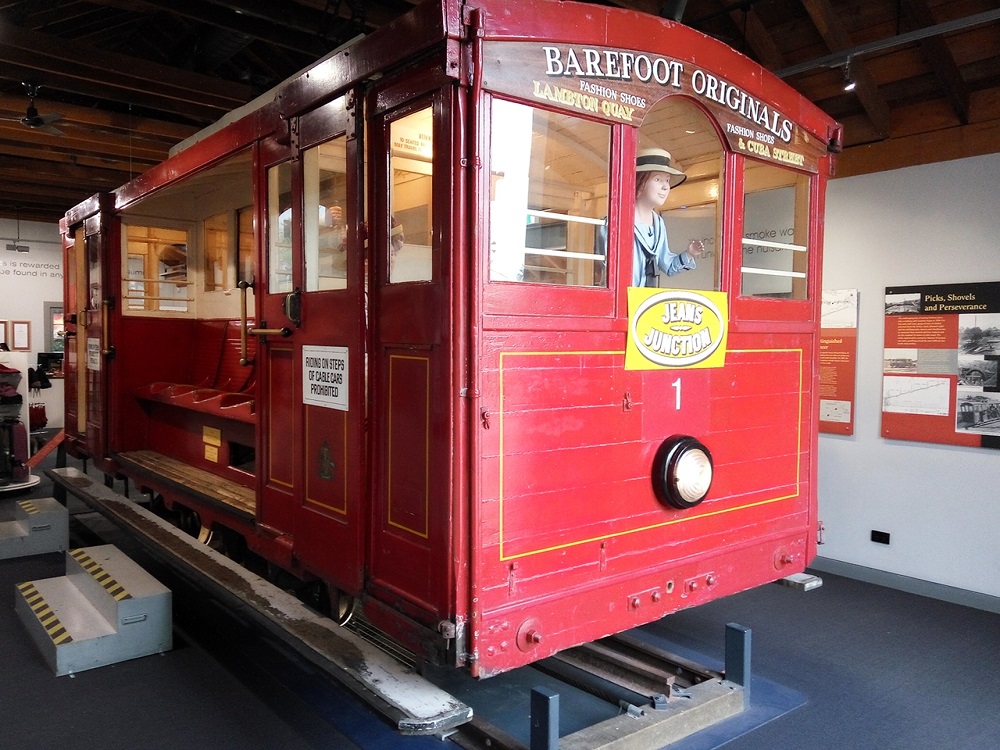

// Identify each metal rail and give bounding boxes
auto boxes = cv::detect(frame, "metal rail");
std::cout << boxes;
[450,628,748,750]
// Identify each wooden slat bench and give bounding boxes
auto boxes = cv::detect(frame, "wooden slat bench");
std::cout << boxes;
[117,449,255,521]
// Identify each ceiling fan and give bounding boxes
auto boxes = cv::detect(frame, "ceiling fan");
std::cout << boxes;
[13,83,65,136]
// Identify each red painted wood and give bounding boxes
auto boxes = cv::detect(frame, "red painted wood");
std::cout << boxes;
[60,0,835,680]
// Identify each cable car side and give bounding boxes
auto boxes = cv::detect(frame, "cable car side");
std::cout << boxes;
[59,0,840,681]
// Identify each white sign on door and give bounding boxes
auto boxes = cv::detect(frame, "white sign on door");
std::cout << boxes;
[87,337,102,371]
[302,345,349,411]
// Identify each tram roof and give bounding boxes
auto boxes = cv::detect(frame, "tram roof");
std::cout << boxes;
[62,0,838,221]
[25,0,997,225]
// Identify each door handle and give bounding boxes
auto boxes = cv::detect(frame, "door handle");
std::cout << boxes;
[284,288,302,327]
[238,281,254,365]
[238,281,293,366]
[101,297,115,357]
[248,327,292,337]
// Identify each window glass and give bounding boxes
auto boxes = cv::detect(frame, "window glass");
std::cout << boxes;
[637,98,722,291]
[741,164,810,299]
[389,108,433,283]
[117,149,252,317]
[489,99,609,286]
[122,224,189,312]
[268,162,293,293]
[203,212,228,292]
[304,136,348,291]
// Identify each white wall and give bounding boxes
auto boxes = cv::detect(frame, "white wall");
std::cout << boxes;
[820,153,1000,598]
[0,219,63,363]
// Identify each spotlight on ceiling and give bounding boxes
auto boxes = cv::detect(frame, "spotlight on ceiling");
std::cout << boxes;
[843,58,857,92]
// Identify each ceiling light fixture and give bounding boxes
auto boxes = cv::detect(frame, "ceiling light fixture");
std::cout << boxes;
[843,58,857,92]
[5,207,29,252]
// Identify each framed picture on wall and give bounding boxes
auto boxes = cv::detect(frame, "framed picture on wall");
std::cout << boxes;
[44,302,65,352]
[11,320,30,351]
[0,320,7,348]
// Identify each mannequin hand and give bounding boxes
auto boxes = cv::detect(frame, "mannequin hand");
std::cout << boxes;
[688,239,705,258]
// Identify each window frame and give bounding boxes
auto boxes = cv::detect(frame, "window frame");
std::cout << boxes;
[482,94,621,322]
[728,155,820,326]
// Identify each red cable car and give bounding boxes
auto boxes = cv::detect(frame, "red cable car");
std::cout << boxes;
[61,0,840,679]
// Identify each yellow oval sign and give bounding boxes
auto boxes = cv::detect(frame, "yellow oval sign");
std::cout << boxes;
[629,290,727,367]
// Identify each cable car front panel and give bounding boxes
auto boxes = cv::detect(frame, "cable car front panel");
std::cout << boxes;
[465,12,836,675]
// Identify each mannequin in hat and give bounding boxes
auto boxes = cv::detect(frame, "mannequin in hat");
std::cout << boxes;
[632,147,704,287]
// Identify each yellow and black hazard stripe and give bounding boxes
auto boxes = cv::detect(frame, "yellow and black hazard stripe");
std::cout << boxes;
[70,549,133,601]
[17,582,73,645]
[17,500,39,515]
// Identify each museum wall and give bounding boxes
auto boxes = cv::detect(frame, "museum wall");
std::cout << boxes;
[0,220,64,364]
[821,152,1000,600]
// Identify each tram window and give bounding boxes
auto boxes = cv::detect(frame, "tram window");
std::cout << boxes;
[268,162,294,294]
[118,149,253,316]
[203,212,229,291]
[121,224,190,313]
[203,207,253,292]
[637,98,722,292]
[304,136,348,291]
[389,108,433,283]
[741,164,810,299]
[488,99,609,287]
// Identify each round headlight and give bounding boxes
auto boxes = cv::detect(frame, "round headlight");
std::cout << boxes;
[652,436,713,509]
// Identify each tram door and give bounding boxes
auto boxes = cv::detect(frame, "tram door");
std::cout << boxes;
[257,98,366,596]
[64,210,110,461]
[367,92,454,625]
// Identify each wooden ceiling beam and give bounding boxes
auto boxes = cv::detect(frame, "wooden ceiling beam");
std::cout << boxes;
[0,160,129,191]
[0,199,80,223]
[902,0,970,125]
[0,94,198,143]
[0,140,158,175]
[729,5,788,69]
[0,21,253,120]
[837,115,1000,177]
[0,123,170,163]
[122,0,333,57]
[800,0,892,139]
[0,181,102,203]
[204,0,398,35]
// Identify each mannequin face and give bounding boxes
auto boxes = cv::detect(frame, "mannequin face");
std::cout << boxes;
[637,171,671,208]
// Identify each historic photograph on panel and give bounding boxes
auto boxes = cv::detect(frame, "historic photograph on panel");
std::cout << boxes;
[956,392,1000,435]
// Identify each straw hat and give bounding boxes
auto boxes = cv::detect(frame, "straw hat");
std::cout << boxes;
[636,147,687,187]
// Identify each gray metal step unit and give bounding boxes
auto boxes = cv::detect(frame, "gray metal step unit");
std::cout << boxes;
[15,543,172,676]
[0,497,69,559]
[47,465,472,735]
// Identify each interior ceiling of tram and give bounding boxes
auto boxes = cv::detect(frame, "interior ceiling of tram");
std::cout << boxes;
[0,0,998,222]
[120,150,254,220]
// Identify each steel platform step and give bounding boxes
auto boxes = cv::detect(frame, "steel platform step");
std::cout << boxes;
[48,465,472,735]
[15,544,172,676]
[0,497,69,560]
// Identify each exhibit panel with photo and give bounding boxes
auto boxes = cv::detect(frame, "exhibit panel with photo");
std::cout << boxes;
[819,289,859,435]
[881,281,1000,448]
